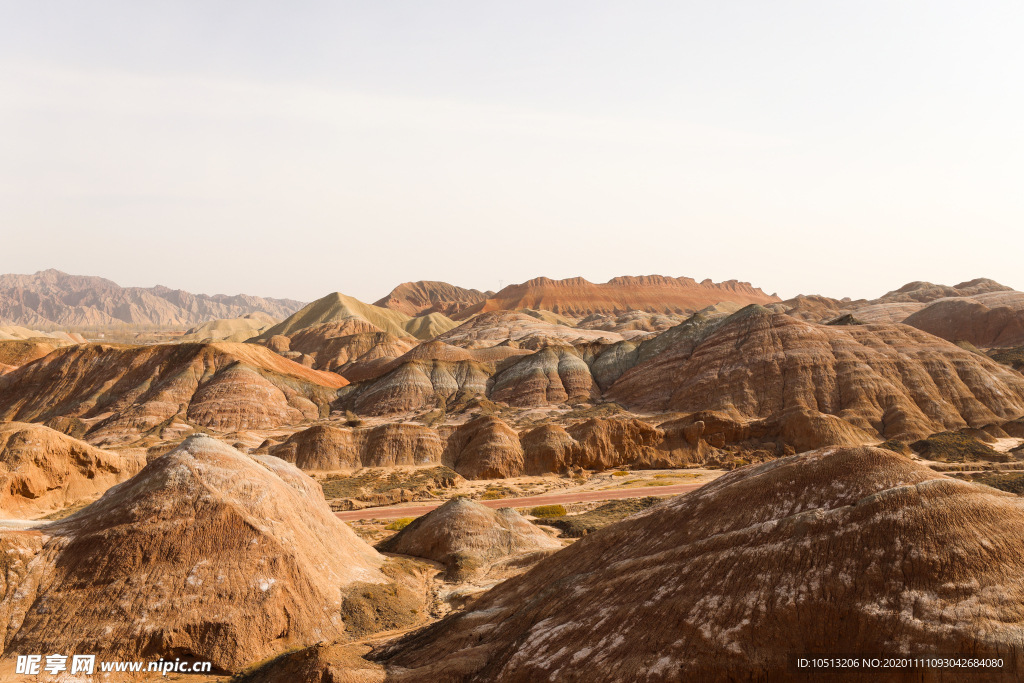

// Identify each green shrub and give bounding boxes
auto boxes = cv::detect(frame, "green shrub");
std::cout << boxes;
[385,517,415,531]
[530,504,567,518]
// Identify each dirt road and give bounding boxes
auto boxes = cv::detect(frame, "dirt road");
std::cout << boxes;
[334,482,706,521]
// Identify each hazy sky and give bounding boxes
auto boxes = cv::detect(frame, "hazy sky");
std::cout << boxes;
[1,2,1021,303]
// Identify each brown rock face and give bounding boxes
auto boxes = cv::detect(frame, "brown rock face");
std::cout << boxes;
[443,417,524,479]
[373,281,491,317]
[380,447,1024,682]
[903,298,1024,348]
[0,435,385,672]
[489,344,601,407]
[377,497,560,582]
[0,342,347,444]
[0,422,145,518]
[0,339,71,368]
[607,306,1024,445]
[269,423,444,470]
[452,275,780,320]
[521,418,711,474]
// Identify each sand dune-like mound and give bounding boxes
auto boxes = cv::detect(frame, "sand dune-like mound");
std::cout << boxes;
[380,446,1024,681]
[259,292,458,342]
[264,319,418,378]
[179,313,277,342]
[0,422,145,518]
[377,497,560,582]
[0,342,347,443]
[373,281,492,317]
[0,435,386,672]
[607,305,1024,445]
[452,275,779,320]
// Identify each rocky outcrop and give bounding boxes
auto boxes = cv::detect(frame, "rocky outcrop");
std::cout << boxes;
[269,423,444,470]
[377,497,560,582]
[379,447,1024,681]
[443,417,524,479]
[452,275,780,320]
[0,422,145,518]
[0,342,347,444]
[0,269,303,327]
[0,339,72,368]
[0,435,386,672]
[521,418,712,474]
[373,281,492,317]
[607,306,1024,445]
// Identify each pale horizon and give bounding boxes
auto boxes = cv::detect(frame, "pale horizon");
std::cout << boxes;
[2,1,1022,303]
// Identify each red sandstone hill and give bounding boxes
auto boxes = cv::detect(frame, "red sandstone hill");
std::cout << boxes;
[451,275,780,320]
[378,446,1024,682]
[373,281,492,317]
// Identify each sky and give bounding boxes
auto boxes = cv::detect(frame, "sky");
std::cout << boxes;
[1,1,1021,303]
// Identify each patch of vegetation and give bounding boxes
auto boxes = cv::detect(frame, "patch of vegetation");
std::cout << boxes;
[441,550,484,583]
[560,402,627,421]
[343,410,363,428]
[340,581,422,637]
[386,517,415,531]
[479,486,515,500]
[954,340,987,357]
[611,471,630,477]
[826,313,865,326]
[534,496,665,538]
[39,499,95,521]
[910,431,1008,463]
[990,346,1024,371]
[958,472,1024,496]
[877,439,913,456]
[530,504,567,518]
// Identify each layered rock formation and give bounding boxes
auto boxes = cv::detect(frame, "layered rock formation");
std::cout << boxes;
[0,269,303,326]
[258,291,458,342]
[903,298,1024,348]
[377,497,560,582]
[436,310,627,347]
[269,423,444,470]
[0,422,145,518]
[380,447,1024,681]
[607,305,1024,445]
[373,281,492,317]
[0,342,347,443]
[0,436,386,672]
[443,416,525,479]
[452,275,780,320]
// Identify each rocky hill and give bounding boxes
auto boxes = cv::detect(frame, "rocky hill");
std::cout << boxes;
[0,435,386,672]
[378,497,561,582]
[0,269,304,327]
[606,305,1024,445]
[0,422,145,518]
[0,342,347,445]
[378,446,1024,681]
[453,275,780,320]
[373,281,493,317]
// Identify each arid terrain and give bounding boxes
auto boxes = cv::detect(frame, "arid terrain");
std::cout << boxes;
[2,270,1024,681]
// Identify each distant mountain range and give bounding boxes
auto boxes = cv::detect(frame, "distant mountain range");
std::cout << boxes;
[0,270,306,327]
